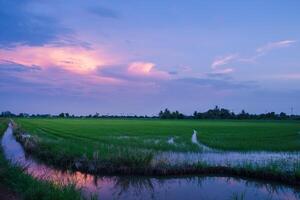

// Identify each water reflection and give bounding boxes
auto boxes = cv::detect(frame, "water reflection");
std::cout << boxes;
[1,125,300,200]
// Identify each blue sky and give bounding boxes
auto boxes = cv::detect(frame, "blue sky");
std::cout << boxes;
[0,0,300,115]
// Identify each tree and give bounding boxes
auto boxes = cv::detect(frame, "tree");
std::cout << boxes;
[92,113,99,118]
[1,111,15,117]
[237,110,250,119]
[279,112,287,119]
[159,110,164,118]
[158,109,185,119]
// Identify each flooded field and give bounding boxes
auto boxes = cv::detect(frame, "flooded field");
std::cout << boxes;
[2,124,300,200]
[155,130,300,172]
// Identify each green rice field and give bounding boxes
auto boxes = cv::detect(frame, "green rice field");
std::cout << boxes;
[15,118,300,154]
[2,118,300,197]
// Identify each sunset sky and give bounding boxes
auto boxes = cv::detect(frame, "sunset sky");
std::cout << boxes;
[1,0,300,115]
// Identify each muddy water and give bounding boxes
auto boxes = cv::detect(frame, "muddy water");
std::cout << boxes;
[1,125,300,200]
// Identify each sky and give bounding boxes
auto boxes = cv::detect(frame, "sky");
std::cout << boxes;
[0,0,300,115]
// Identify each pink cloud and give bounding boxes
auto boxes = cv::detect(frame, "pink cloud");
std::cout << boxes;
[127,61,170,79]
[211,68,234,74]
[0,45,173,98]
[0,44,114,74]
[210,54,237,75]
[211,40,297,72]
[0,45,171,84]
[128,62,154,75]
[211,54,238,69]
[256,40,296,53]
[0,44,126,92]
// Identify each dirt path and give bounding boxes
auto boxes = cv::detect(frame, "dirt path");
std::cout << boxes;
[0,184,20,200]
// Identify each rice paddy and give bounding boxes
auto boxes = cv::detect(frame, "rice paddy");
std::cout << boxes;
[8,118,300,179]
[2,120,300,200]
[14,118,300,152]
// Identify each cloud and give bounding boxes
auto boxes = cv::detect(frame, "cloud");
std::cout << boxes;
[99,62,248,92]
[210,54,237,75]
[127,62,170,79]
[0,44,112,74]
[0,42,170,95]
[0,60,169,99]
[0,0,70,47]
[0,60,41,72]
[0,63,122,97]
[211,54,238,69]
[211,39,297,73]
[0,53,260,113]
[238,40,297,63]
[88,6,119,19]
[168,71,178,75]
[256,40,296,54]
[128,62,154,75]
[99,61,170,82]
[174,77,256,90]
[268,73,300,80]
[211,68,234,75]
[98,64,131,80]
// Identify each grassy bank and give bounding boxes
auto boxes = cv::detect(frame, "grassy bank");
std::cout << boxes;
[11,118,300,186]
[0,119,85,200]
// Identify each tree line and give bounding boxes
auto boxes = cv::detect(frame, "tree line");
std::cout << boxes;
[159,106,299,120]
[0,111,154,119]
[1,106,299,120]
